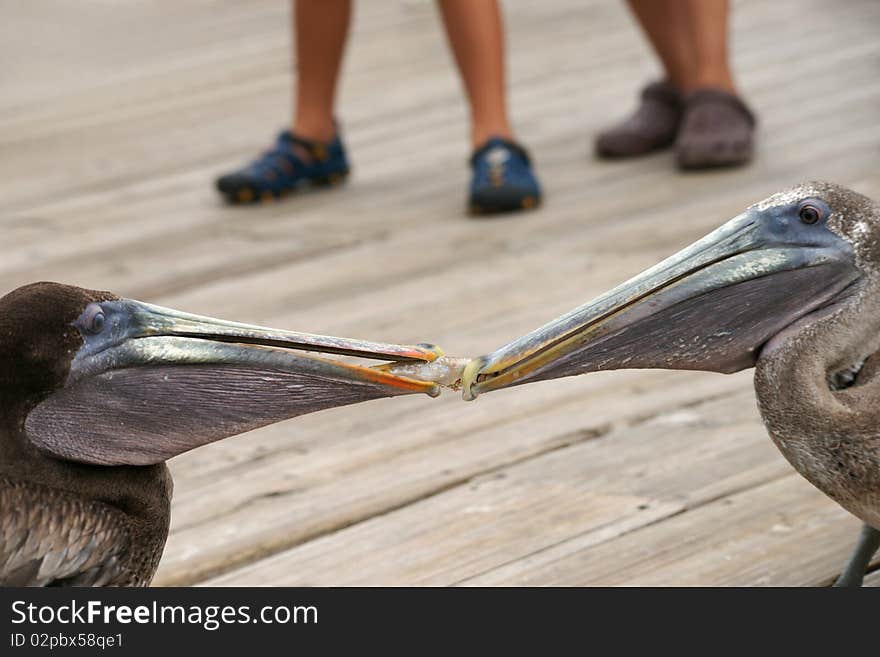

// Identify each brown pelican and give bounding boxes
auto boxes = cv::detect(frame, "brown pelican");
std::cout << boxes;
[462,182,880,586]
[0,282,444,586]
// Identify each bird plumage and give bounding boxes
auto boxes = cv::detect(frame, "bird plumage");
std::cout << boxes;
[462,181,880,584]
[0,476,167,586]
[0,282,441,586]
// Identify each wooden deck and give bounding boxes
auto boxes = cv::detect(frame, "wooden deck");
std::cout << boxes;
[2,0,879,586]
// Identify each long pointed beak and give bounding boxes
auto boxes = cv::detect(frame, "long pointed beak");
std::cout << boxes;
[27,301,448,466]
[462,208,860,400]
[126,301,440,364]
[73,299,443,396]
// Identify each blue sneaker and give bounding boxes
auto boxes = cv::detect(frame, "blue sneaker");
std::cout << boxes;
[469,137,541,215]
[216,130,350,204]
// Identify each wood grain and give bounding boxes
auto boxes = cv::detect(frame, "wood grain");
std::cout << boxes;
[2,0,878,586]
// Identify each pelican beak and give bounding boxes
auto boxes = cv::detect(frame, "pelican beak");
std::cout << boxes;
[462,203,861,400]
[70,299,444,394]
[26,300,442,465]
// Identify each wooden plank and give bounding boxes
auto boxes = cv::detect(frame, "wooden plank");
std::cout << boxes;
[2,91,877,310]
[201,389,797,585]
[1,0,878,587]
[155,371,753,585]
[1,0,875,212]
[466,475,869,587]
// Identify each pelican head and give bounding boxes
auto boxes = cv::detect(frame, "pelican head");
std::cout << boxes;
[0,283,442,467]
[462,182,880,399]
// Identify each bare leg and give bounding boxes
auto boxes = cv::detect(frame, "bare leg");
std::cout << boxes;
[598,0,752,166]
[834,523,880,587]
[595,0,692,158]
[215,0,351,203]
[673,0,754,168]
[682,0,736,93]
[626,0,695,91]
[627,0,737,93]
[436,0,513,147]
[292,0,352,142]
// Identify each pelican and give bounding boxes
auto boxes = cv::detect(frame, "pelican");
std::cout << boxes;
[0,282,445,586]
[462,182,880,586]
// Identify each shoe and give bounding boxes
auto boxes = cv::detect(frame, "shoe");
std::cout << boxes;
[216,129,350,204]
[595,80,684,158]
[469,137,541,215]
[675,88,756,170]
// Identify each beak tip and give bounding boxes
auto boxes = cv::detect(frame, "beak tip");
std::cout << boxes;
[417,343,445,361]
[461,356,490,401]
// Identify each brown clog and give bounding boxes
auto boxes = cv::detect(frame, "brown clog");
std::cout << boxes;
[676,88,756,170]
[595,81,684,159]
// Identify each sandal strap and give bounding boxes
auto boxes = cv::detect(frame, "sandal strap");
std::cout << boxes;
[470,138,532,168]
[685,89,757,127]
[248,147,301,177]
[278,131,333,161]
[249,130,335,176]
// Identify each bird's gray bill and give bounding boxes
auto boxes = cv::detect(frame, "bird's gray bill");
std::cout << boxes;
[26,300,444,465]
[462,204,860,400]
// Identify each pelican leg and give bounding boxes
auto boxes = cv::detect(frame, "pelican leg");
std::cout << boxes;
[833,523,880,587]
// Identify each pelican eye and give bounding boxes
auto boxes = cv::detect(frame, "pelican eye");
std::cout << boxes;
[81,303,106,335]
[798,204,822,225]
[828,358,866,391]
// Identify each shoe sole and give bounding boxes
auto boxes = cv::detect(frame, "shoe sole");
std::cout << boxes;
[594,135,677,160]
[220,171,350,205]
[469,195,541,217]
